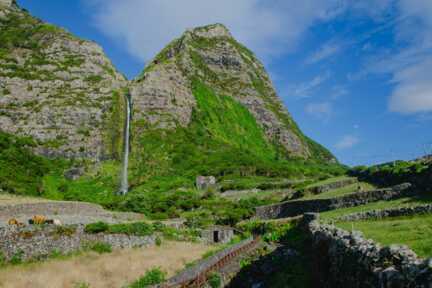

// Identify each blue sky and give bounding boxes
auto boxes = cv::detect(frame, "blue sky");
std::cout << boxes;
[17,0,432,166]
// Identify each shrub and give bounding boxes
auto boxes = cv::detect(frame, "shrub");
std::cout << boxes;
[0,251,5,267]
[84,222,109,234]
[129,267,166,288]
[10,250,24,265]
[88,242,112,254]
[108,222,154,236]
[207,272,222,288]
[74,282,90,288]
[155,236,162,246]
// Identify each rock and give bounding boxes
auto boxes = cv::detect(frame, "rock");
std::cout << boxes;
[53,219,62,226]
[196,176,217,190]
[64,167,85,180]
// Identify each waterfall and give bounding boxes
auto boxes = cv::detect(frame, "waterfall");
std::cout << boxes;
[119,93,131,195]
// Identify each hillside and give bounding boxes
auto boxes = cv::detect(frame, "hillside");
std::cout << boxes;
[0,1,344,221]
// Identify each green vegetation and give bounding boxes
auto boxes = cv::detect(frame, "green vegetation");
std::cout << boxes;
[302,182,375,200]
[84,221,200,241]
[85,221,154,236]
[336,214,432,258]
[207,272,222,288]
[320,195,432,220]
[351,160,431,188]
[86,242,112,254]
[10,250,24,265]
[0,131,66,196]
[129,267,166,288]
[304,176,352,188]
[230,222,311,288]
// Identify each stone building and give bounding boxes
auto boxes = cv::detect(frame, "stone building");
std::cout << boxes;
[201,225,234,244]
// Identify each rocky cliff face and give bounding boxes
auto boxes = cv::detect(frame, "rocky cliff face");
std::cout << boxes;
[131,24,334,161]
[0,3,126,160]
[0,1,334,164]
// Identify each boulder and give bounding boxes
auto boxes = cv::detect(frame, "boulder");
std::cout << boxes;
[196,176,217,191]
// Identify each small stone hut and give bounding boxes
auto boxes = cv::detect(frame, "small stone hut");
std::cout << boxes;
[201,225,234,244]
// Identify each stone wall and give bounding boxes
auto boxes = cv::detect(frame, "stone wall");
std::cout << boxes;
[255,183,412,220]
[337,204,432,222]
[303,213,432,287]
[303,177,357,196]
[0,201,144,227]
[0,224,155,261]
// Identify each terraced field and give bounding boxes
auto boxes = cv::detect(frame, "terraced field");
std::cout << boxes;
[336,214,432,257]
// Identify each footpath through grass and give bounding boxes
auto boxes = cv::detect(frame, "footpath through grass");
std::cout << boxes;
[336,214,432,258]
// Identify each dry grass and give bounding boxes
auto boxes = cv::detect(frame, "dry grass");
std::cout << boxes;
[0,241,211,288]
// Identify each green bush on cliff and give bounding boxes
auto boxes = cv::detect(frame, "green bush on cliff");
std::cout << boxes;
[0,131,60,195]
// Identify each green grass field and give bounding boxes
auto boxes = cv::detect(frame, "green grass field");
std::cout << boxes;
[320,194,432,220]
[304,176,354,189]
[336,214,432,258]
[302,182,375,200]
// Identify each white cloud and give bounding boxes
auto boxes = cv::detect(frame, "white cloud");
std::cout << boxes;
[389,57,432,113]
[305,41,342,64]
[86,0,346,63]
[360,0,432,114]
[305,102,333,119]
[292,71,331,98]
[335,135,359,149]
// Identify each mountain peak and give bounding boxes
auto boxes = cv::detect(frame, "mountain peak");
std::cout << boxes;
[187,23,232,39]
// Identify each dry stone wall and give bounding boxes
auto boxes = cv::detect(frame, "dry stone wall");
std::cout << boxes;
[337,204,432,222]
[305,177,357,195]
[303,213,432,288]
[255,183,412,219]
[0,224,155,261]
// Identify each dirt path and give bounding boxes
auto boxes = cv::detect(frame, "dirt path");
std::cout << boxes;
[0,241,211,288]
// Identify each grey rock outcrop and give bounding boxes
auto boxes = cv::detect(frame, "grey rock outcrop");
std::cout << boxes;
[0,4,126,159]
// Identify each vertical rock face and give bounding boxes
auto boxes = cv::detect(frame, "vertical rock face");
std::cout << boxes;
[131,24,334,161]
[0,4,126,159]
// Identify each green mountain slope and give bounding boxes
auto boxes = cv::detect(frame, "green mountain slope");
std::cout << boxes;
[0,3,344,222]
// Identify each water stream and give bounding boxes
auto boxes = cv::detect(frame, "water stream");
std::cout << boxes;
[119,93,131,195]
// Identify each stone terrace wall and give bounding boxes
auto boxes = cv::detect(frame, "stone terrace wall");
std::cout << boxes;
[255,183,412,220]
[0,224,155,260]
[0,202,107,217]
[338,204,432,222]
[303,213,432,288]
[305,177,357,195]
[0,202,143,226]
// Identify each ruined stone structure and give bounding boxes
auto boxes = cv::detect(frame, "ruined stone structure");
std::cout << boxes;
[200,225,234,244]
